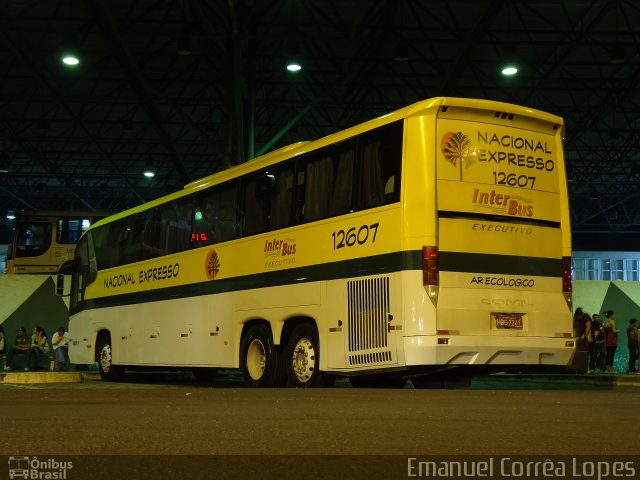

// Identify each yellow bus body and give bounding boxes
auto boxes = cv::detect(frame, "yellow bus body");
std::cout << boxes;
[67,97,574,383]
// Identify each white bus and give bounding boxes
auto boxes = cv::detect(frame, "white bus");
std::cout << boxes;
[61,97,574,387]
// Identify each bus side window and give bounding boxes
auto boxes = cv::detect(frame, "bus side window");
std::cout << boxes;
[358,140,385,209]
[193,182,239,247]
[142,208,166,259]
[57,217,86,244]
[269,167,293,230]
[298,143,355,223]
[119,214,145,265]
[90,224,115,270]
[330,149,354,216]
[302,156,333,222]
[240,165,294,237]
[165,198,192,253]
[356,122,402,210]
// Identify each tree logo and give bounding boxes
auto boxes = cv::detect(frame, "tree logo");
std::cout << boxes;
[441,131,475,168]
[205,249,220,280]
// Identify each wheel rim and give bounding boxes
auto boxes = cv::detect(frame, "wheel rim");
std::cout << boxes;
[100,343,112,373]
[246,338,267,380]
[292,337,315,383]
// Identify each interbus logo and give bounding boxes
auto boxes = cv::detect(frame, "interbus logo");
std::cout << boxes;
[472,188,533,217]
[441,131,476,168]
[205,249,220,280]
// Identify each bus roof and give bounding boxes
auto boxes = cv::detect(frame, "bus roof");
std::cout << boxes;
[89,97,563,231]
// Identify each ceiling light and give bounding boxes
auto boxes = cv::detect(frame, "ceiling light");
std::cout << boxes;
[6,211,16,220]
[286,62,302,72]
[176,35,192,56]
[393,43,409,62]
[501,65,518,76]
[609,45,625,65]
[143,159,155,178]
[62,55,80,66]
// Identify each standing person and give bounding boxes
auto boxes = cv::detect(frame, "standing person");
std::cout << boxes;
[51,327,70,371]
[604,310,619,374]
[573,308,589,373]
[591,313,606,371]
[4,327,30,371]
[27,326,49,372]
[587,313,603,374]
[573,308,586,337]
[0,326,5,369]
[627,319,639,374]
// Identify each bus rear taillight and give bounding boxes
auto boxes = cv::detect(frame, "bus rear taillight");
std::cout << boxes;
[423,246,439,306]
[562,256,572,310]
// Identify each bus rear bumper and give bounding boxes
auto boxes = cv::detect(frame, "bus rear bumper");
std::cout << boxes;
[403,335,575,367]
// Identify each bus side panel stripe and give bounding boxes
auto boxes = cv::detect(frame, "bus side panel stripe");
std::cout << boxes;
[439,251,562,277]
[80,250,559,310]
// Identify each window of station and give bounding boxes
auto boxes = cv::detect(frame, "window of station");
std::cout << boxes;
[573,256,640,281]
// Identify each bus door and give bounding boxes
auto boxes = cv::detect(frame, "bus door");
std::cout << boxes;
[434,104,571,344]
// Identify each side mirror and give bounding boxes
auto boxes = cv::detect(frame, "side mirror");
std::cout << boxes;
[56,274,65,296]
[57,258,78,275]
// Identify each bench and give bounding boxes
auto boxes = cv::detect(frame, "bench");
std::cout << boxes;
[2,351,55,372]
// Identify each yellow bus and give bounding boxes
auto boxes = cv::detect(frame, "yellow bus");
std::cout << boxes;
[5,211,110,274]
[62,97,574,387]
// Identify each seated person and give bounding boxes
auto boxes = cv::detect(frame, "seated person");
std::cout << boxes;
[4,327,30,371]
[51,327,70,371]
[26,326,49,372]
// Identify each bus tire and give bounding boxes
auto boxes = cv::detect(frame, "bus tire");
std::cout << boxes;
[97,335,124,382]
[241,324,286,388]
[192,367,219,382]
[350,373,407,388]
[285,323,333,388]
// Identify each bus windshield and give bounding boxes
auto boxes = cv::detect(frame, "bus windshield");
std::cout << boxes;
[15,222,52,257]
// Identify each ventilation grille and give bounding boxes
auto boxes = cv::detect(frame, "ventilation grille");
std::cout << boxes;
[347,276,394,366]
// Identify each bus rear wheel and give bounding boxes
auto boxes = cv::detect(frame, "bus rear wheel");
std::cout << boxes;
[97,335,124,382]
[285,323,333,388]
[241,324,286,387]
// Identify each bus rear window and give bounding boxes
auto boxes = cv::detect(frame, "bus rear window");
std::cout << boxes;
[15,222,52,258]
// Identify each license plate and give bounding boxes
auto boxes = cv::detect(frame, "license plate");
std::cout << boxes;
[493,314,523,329]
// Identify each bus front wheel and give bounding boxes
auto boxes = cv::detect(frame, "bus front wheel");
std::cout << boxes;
[241,324,286,388]
[97,335,125,382]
